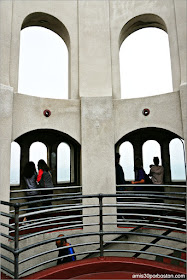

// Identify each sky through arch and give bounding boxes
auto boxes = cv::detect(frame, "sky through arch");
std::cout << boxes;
[120,27,173,99]
[18,26,68,99]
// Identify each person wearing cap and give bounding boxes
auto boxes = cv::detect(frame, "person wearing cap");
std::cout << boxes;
[56,234,76,265]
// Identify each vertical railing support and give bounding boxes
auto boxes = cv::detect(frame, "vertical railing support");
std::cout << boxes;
[14,203,20,279]
[99,194,104,257]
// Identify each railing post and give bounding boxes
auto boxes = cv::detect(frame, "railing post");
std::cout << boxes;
[14,203,20,279]
[99,194,104,257]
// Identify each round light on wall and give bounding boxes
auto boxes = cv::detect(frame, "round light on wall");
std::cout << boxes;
[142,108,150,116]
[43,109,51,117]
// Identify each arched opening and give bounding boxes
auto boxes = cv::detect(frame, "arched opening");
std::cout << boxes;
[115,127,186,184]
[57,142,71,183]
[29,142,47,169]
[18,12,69,99]
[169,138,186,182]
[10,142,21,185]
[15,129,80,186]
[119,15,173,99]
[18,26,68,99]
[142,140,161,174]
[119,141,134,181]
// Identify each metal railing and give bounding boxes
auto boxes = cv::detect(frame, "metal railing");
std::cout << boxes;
[0,184,186,279]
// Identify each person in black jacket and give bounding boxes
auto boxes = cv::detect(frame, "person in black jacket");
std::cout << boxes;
[56,234,76,265]
[115,153,126,185]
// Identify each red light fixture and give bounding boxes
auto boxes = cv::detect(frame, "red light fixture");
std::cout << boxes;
[43,109,51,117]
[142,108,150,116]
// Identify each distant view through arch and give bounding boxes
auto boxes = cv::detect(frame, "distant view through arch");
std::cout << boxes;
[120,27,173,99]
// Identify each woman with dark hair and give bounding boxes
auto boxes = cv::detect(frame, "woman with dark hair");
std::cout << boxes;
[22,161,39,222]
[37,159,54,206]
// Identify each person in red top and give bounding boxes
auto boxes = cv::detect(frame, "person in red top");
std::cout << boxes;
[37,159,54,206]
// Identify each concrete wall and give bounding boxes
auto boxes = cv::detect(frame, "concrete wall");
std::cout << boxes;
[0,0,186,275]
[0,0,186,220]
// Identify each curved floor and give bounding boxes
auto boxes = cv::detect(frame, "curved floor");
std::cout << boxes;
[25,257,186,279]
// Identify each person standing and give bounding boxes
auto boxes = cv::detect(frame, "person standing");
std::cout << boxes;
[149,157,164,185]
[115,153,126,185]
[22,161,39,222]
[37,159,54,206]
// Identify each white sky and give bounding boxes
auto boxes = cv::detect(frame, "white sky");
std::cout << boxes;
[18,26,68,99]
[10,26,186,184]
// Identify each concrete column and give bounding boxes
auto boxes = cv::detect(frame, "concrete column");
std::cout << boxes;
[81,97,116,234]
[0,84,13,244]
[0,85,14,202]
[161,140,171,184]
[78,0,112,97]
[132,139,143,164]
[180,83,187,183]
[20,143,30,187]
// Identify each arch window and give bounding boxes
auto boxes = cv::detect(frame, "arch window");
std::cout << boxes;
[29,142,47,170]
[18,26,68,99]
[120,27,173,99]
[119,141,134,181]
[143,140,161,174]
[57,142,71,183]
[10,142,21,185]
[169,138,186,182]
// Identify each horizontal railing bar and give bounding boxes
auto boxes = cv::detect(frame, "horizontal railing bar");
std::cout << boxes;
[116,184,187,188]
[4,192,187,208]
[10,186,82,193]
[104,203,185,211]
[17,232,102,254]
[104,249,187,263]
[0,211,13,218]
[10,193,82,201]
[14,204,99,219]
[0,222,15,230]
[10,202,82,214]
[115,213,186,222]
[0,265,14,277]
[106,222,186,232]
[117,191,186,195]
[17,229,186,255]
[10,221,82,233]
[17,222,84,236]
[18,222,98,241]
[1,243,14,254]
[16,213,97,228]
[19,241,100,264]
[0,201,15,207]
[117,202,185,208]
[0,254,14,264]
[116,194,186,200]
[19,250,100,277]
[0,232,14,241]
[104,241,186,253]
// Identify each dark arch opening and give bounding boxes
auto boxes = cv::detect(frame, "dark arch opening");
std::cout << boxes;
[21,12,70,48]
[119,13,167,47]
[15,129,80,186]
[115,127,186,184]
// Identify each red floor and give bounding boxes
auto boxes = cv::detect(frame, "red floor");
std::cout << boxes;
[24,257,186,279]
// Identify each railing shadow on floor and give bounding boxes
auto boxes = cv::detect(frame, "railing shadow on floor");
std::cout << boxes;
[0,184,186,279]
